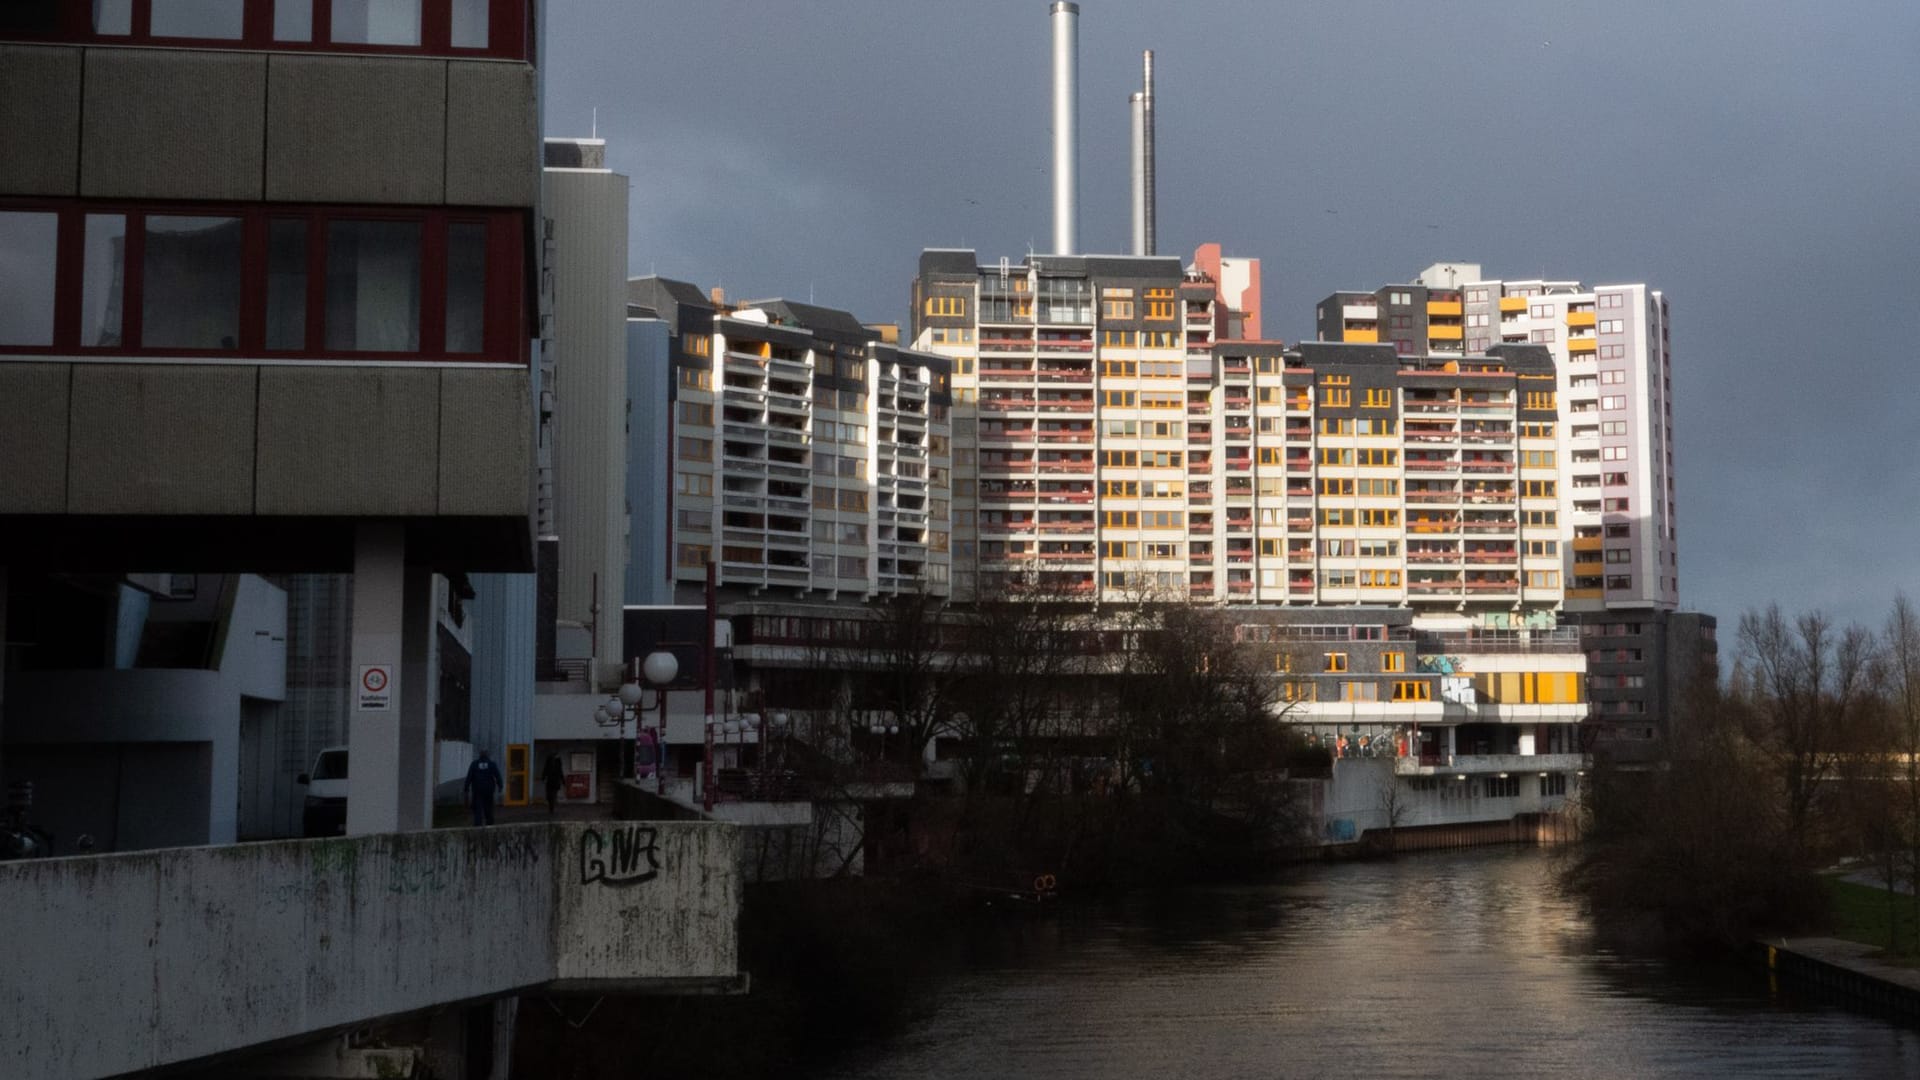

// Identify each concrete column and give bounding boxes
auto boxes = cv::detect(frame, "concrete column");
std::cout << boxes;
[397,566,436,831]
[490,997,519,1080]
[0,566,8,784]
[1445,726,1457,762]
[348,525,407,835]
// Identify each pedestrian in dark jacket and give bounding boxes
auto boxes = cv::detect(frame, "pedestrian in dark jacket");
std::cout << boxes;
[464,749,503,826]
[542,753,565,814]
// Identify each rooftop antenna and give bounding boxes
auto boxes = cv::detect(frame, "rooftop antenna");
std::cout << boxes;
[591,106,598,139]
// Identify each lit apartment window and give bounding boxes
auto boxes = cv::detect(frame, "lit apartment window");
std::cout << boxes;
[1391,681,1431,702]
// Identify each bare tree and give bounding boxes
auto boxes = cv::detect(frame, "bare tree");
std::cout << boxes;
[948,575,1096,805]
[1886,594,1920,935]
[1738,604,1879,847]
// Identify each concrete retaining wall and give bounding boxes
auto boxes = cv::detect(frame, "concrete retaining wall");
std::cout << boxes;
[0,822,739,1079]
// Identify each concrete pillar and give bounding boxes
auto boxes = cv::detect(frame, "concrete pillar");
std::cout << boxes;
[398,567,436,831]
[348,526,436,834]
[0,566,7,783]
[349,526,405,835]
[490,997,519,1080]
[1445,727,1457,762]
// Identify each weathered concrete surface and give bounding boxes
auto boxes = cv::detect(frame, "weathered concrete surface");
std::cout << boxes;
[0,822,739,1080]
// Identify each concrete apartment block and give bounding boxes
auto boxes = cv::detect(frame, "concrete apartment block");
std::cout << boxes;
[81,49,267,202]
[0,363,69,512]
[255,367,442,516]
[438,368,535,517]
[265,55,446,204]
[0,45,81,196]
[446,61,540,206]
[68,365,259,515]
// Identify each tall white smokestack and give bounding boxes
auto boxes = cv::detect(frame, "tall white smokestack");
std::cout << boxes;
[1050,1,1079,255]
[1141,49,1156,256]
[1130,91,1147,255]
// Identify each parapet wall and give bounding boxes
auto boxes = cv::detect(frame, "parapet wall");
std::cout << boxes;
[0,822,739,1080]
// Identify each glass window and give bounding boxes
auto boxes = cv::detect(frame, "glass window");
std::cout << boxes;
[325,220,421,352]
[142,215,243,349]
[444,221,486,353]
[273,0,313,41]
[81,214,126,348]
[330,0,422,46]
[92,0,133,34]
[450,0,489,47]
[266,219,308,350]
[0,2,64,34]
[149,0,245,38]
[0,211,59,347]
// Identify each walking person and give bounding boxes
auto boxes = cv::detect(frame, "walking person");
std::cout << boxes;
[464,748,503,827]
[542,752,565,815]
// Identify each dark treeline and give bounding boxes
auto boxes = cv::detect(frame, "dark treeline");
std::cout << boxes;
[761,585,1327,890]
[1564,596,1920,953]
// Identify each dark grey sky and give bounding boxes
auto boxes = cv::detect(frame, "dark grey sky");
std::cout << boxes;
[546,0,1920,630]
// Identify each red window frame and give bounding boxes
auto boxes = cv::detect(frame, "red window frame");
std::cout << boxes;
[0,0,530,61]
[1,198,526,365]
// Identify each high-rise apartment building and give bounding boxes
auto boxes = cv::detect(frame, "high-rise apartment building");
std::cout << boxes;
[912,249,1567,617]
[1316,264,1678,613]
[629,279,954,604]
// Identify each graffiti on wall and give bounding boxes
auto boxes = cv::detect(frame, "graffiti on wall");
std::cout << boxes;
[579,825,661,887]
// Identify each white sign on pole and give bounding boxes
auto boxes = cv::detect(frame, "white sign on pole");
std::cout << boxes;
[358,664,394,712]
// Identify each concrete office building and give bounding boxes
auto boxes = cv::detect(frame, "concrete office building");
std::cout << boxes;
[0,9,748,1077]
[0,3,541,838]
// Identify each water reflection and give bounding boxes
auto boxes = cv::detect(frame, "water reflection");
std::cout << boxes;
[823,848,1920,1079]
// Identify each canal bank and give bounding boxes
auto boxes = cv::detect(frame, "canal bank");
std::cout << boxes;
[1764,937,1920,1022]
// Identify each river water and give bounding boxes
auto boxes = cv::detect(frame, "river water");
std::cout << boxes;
[820,848,1920,1079]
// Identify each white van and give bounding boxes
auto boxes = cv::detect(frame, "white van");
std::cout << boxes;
[297,746,349,837]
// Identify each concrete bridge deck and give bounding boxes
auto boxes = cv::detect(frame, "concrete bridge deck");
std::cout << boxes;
[0,821,740,1079]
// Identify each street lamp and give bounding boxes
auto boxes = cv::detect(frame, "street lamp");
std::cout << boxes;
[594,650,678,794]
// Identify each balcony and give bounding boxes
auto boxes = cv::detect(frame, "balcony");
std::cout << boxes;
[1397,753,1588,776]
